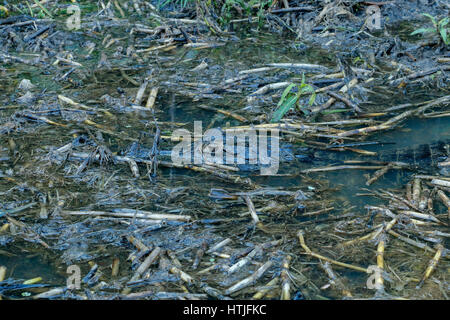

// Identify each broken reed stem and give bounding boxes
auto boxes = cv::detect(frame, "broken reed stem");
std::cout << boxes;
[252,277,279,300]
[145,87,159,109]
[437,190,450,219]
[320,262,352,298]
[297,230,368,273]
[130,247,161,281]
[280,255,292,300]
[225,260,273,295]
[243,195,260,224]
[366,164,392,186]
[134,79,148,105]
[417,244,444,289]
[302,165,385,173]
[63,210,191,222]
[376,234,386,291]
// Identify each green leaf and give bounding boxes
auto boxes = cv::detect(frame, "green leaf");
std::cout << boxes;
[411,27,434,36]
[278,83,297,107]
[271,94,298,123]
[321,109,351,115]
[422,13,437,27]
[440,27,448,45]
[438,17,449,28]
[32,0,53,18]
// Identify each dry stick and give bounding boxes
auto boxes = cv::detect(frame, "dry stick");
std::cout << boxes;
[120,69,140,86]
[341,226,384,247]
[431,179,450,188]
[197,105,247,122]
[437,190,450,219]
[33,287,66,299]
[297,230,368,273]
[200,283,230,300]
[158,160,256,188]
[127,159,140,178]
[127,235,150,252]
[58,95,112,116]
[389,66,450,86]
[320,262,352,298]
[227,246,261,275]
[366,164,392,186]
[412,178,421,205]
[252,277,279,300]
[326,91,362,113]
[416,244,444,289]
[63,210,191,222]
[20,112,66,128]
[249,81,291,96]
[397,210,441,223]
[239,67,274,75]
[266,63,329,71]
[130,247,161,281]
[337,95,450,138]
[169,264,194,284]
[387,230,435,253]
[192,241,207,270]
[0,266,5,299]
[312,78,358,113]
[0,265,6,281]
[111,258,120,277]
[207,238,232,254]
[145,87,159,109]
[225,260,274,295]
[67,151,255,188]
[302,165,385,173]
[243,195,260,224]
[280,255,292,300]
[6,216,49,249]
[314,81,345,94]
[375,233,386,291]
[134,79,148,105]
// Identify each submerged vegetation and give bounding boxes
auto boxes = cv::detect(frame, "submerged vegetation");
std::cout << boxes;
[0,0,449,301]
[411,13,449,46]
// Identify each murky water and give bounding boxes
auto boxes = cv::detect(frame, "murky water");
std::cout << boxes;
[1,21,449,300]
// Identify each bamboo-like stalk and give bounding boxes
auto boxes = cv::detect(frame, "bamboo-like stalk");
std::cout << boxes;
[297,230,368,273]
[243,195,260,224]
[366,164,392,186]
[134,79,149,105]
[280,255,292,300]
[0,266,4,299]
[252,277,279,299]
[431,179,450,188]
[111,258,120,277]
[145,87,159,109]
[63,210,191,221]
[375,234,386,291]
[228,246,260,275]
[320,262,352,298]
[225,260,273,295]
[417,245,444,288]
[0,266,6,282]
[302,165,385,173]
[131,247,161,281]
[437,190,450,219]
[207,238,231,254]
[412,178,421,204]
